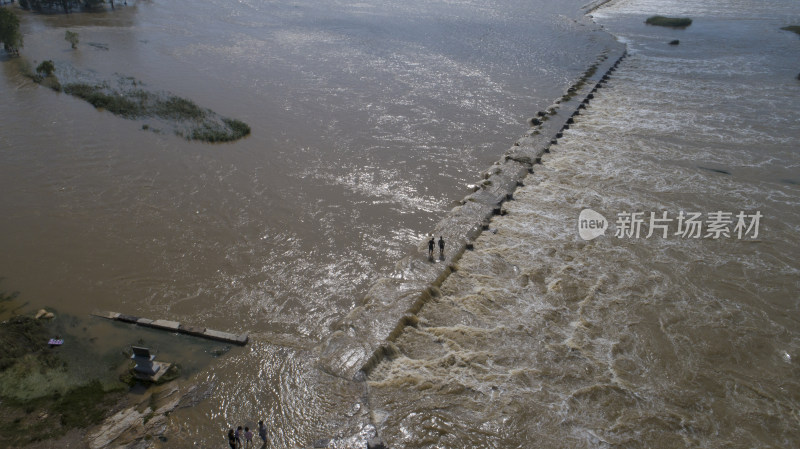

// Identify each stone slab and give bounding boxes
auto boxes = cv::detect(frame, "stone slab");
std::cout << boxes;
[148,319,181,331]
[91,311,248,346]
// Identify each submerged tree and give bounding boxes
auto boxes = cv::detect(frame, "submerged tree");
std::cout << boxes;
[65,30,79,49]
[59,0,76,13]
[83,0,105,9]
[36,60,55,77]
[19,0,84,13]
[0,7,23,56]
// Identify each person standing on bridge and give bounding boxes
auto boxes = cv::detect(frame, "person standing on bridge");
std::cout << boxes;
[243,426,254,447]
[227,429,237,449]
[235,426,243,448]
[258,420,268,447]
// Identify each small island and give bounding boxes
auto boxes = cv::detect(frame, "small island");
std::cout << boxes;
[2,4,250,143]
[28,62,251,143]
[645,15,693,28]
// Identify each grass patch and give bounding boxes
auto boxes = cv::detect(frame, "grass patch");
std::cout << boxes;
[156,96,207,121]
[0,316,51,371]
[645,16,692,28]
[188,118,251,143]
[0,316,126,446]
[0,381,124,446]
[189,125,230,143]
[781,26,800,36]
[223,118,251,138]
[63,83,143,118]
[53,380,122,428]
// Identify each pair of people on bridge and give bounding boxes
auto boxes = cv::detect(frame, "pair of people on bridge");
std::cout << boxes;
[428,235,444,259]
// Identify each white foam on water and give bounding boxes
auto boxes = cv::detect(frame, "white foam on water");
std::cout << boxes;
[368,0,800,446]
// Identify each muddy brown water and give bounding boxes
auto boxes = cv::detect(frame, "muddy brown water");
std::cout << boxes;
[0,0,618,446]
[3,0,797,446]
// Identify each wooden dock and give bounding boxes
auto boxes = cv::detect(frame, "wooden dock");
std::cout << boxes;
[92,311,249,345]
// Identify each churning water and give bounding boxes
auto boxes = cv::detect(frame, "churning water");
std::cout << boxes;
[368,0,800,447]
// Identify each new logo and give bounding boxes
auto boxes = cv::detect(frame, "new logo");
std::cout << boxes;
[578,208,608,241]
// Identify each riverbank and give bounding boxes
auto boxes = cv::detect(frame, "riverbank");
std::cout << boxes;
[0,285,237,448]
[0,313,127,447]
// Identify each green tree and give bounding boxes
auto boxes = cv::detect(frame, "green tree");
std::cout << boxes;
[0,7,23,56]
[65,30,79,49]
[83,0,105,9]
[36,60,55,77]
[20,0,81,13]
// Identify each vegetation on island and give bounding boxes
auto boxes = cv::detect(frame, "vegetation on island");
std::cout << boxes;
[65,30,79,49]
[781,26,800,36]
[36,59,55,77]
[645,15,693,28]
[4,4,248,143]
[61,80,251,141]
[24,61,251,142]
[0,7,23,56]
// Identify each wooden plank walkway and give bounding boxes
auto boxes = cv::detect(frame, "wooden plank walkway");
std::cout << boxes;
[92,311,249,345]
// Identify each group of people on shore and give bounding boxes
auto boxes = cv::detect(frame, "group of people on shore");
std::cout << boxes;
[227,421,267,448]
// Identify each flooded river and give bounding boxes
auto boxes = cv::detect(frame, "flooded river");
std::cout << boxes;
[2,0,798,447]
[0,0,618,446]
